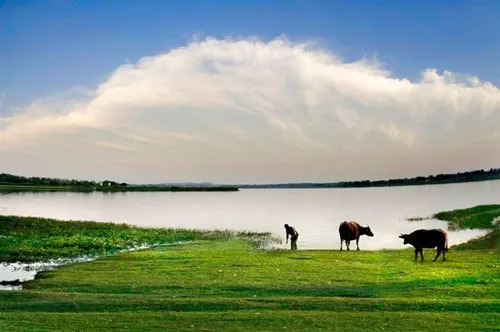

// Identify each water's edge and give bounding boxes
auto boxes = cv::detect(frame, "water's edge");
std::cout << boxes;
[1,219,490,291]
[0,242,191,291]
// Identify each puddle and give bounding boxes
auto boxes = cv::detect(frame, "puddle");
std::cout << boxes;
[0,257,96,290]
[0,242,190,291]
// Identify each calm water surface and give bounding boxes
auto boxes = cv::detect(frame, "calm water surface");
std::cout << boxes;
[1,181,498,250]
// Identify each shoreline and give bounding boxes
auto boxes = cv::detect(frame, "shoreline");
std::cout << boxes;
[0,205,498,290]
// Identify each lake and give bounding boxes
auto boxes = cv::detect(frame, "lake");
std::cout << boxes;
[0,181,498,250]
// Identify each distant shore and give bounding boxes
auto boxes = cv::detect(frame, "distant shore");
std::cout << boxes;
[239,168,500,189]
[0,168,498,193]
[0,184,238,193]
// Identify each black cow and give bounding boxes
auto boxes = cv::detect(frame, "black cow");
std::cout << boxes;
[399,229,448,261]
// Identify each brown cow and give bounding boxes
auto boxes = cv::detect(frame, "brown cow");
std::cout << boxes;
[339,221,374,251]
[399,229,448,261]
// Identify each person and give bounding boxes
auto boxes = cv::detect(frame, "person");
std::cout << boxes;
[284,224,299,250]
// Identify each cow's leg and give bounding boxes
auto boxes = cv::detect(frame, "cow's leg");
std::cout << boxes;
[340,238,343,251]
[433,248,441,262]
[420,248,424,261]
[442,248,446,261]
[356,238,360,251]
[346,240,350,251]
[414,248,418,261]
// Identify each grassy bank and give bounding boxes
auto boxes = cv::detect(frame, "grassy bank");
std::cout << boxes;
[0,216,272,262]
[433,204,500,250]
[0,207,498,331]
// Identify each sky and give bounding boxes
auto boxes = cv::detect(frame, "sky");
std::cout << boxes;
[0,0,499,184]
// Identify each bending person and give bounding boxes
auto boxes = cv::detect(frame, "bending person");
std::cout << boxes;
[284,224,299,250]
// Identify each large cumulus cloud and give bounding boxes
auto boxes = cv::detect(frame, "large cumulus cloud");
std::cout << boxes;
[1,38,499,183]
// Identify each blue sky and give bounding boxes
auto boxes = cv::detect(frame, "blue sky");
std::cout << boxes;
[1,0,499,113]
[1,1,499,183]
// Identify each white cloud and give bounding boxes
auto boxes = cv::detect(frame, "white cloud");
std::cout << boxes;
[1,37,499,183]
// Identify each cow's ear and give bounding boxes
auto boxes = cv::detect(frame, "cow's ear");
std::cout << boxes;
[398,234,404,238]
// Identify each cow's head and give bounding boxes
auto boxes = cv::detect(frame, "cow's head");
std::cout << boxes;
[364,226,374,237]
[284,224,290,230]
[399,234,409,244]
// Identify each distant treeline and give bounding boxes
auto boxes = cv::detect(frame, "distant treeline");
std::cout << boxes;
[239,168,500,189]
[0,174,238,192]
[0,173,97,188]
[2,168,498,191]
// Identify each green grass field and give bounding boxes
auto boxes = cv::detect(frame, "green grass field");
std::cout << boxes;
[0,205,498,331]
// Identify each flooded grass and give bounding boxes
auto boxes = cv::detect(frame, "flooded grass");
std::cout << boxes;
[433,204,500,250]
[0,215,276,290]
[0,215,275,263]
[406,216,430,222]
[434,204,500,230]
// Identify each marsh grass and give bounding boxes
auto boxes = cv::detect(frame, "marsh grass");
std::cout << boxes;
[0,215,275,262]
[406,216,430,222]
[434,204,500,230]
[433,204,500,250]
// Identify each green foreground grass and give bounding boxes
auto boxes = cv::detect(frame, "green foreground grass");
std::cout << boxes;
[0,240,498,331]
[0,205,499,331]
